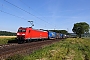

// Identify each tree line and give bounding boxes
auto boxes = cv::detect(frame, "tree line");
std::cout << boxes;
[50,22,90,38]
[0,22,89,38]
[49,30,68,34]
[0,31,16,36]
[0,30,68,36]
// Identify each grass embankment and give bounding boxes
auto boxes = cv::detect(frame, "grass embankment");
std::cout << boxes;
[7,38,90,60]
[0,36,16,45]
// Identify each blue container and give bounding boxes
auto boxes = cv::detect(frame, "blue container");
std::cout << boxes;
[60,33,63,38]
[48,31,56,39]
[60,34,66,38]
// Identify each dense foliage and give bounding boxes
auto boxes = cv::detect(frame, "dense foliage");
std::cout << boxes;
[0,30,68,36]
[0,31,16,36]
[72,22,89,38]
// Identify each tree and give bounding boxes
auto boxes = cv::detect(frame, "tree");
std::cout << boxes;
[72,22,89,38]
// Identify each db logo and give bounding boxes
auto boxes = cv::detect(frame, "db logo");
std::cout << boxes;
[52,33,55,36]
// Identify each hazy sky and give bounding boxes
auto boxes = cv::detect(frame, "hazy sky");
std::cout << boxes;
[0,0,90,33]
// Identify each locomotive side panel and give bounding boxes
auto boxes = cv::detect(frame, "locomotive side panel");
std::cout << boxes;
[29,29,48,39]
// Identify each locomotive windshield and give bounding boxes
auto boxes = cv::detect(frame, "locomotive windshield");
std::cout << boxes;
[18,29,26,32]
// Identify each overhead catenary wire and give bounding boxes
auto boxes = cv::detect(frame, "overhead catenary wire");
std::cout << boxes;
[1,9,47,28]
[4,0,47,22]
[19,0,44,19]
[19,0,47,18]
[19,0,51,28]
[19,0,57,29]
[0,9,27,20]
[0,4,48,28]
[4,0,57,29]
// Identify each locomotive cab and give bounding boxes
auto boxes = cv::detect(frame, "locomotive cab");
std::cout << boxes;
[17,27,27,43]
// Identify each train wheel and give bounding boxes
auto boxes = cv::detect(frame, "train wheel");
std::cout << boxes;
[42,39,44,41]
[18,39,24,44]
[26,40,29,43]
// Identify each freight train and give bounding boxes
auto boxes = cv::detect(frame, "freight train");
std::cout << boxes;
[17,27,66,43]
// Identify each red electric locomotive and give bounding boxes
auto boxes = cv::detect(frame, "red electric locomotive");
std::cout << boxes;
[17,27,48,43]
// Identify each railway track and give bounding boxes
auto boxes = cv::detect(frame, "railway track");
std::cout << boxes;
[0,39,62,60]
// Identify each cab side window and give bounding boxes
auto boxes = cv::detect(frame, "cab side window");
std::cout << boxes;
[29,30,30,33]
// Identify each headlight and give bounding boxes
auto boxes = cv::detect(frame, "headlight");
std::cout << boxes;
[17,33,20,35]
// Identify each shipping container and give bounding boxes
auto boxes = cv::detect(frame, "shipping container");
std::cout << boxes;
[48,31,56,39]
[56,33,60,39]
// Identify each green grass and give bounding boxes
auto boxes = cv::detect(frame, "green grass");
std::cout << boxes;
[0,37,16,45]
[6,55,24,60]
[6,38,90,60]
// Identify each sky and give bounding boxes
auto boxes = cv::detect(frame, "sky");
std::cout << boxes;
[0,0,90,33]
